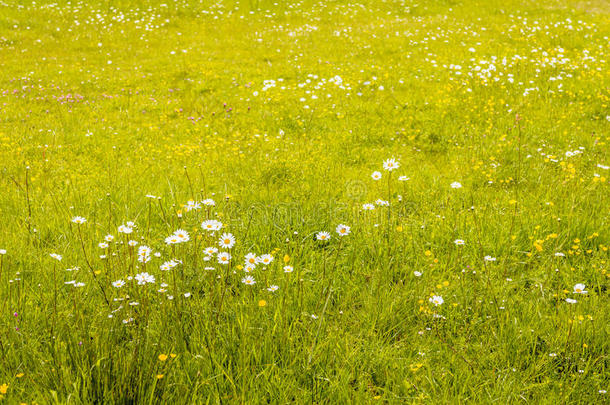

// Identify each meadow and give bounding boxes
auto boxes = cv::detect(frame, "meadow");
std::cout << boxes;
[0,0,609,403]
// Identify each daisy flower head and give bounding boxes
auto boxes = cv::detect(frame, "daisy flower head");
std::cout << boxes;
[336,224,351,236]
[0,249,6,255]
[241,275,256,285]
[201,219,223,232]
[165,235,180,245]
[184,200,201,212]
[112,279,126,288]
[429,295,444,306]
[450,182,463,189]
[398,176,410,181]
[218,233,236,249]
[202,198,216,206]
[258,254,274,266]
[573,283,587,294]
[244,263,256,273]
[371,171,382,181]
[105,234,115,242]
[565,298,577,304]
[217,252,231,265]
[454,239,465,246]
[362,203,375,211]
[134,272,155,285]
[160,260,179,271]
[204,246,219,256]
[244,253,258,266]
[98,242,108,249]
[316,231,331,241]
[484,255,496,262]
[383,158,399,171]
[137,245,152,263]
[283,265,294,273]
[71,216,86,224]
[50,253,62,261]
[118,225,133,234]
[173,229,190,243]
[267,285,279,292]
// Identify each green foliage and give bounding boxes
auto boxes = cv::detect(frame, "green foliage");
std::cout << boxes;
[0,0,609,403]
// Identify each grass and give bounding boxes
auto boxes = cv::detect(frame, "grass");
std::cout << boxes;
[0,0,609,403]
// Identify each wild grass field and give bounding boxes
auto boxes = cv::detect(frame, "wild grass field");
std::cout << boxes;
[0,0,609,403]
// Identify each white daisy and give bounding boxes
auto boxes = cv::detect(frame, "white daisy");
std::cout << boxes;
[336,224,351,236]
[316,231,331,241]
[218,252,231,265]
[565,298,577,304]
[573,283,587,294]
[118,225,133,234]
[71,216,86,224]
[165,235,180,245]
[50,253,62,261]
[184,200,201,212]
[204,247,219,256]
[244,253,258,266]
[258,254,274,266]
[201,219,223,232]
[134,272,155,285]
[173,229,190,243]
[137,245,152,263]
[241,275,256,285]
[112,279,126,288]
[383,158,399,171]
[160,259,179,271]
[429,295,444,306]
[218,233,236,249]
